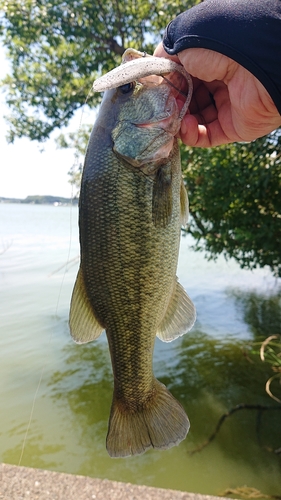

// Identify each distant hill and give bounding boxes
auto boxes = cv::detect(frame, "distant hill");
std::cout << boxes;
[0,195,78,205]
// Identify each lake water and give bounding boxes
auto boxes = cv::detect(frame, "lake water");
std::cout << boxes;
[0,203,280,498]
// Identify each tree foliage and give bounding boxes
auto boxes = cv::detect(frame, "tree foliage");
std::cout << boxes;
[181,131,281,276]
[56,123,92,195]
[0,0,280,276]
[0,0,199,142]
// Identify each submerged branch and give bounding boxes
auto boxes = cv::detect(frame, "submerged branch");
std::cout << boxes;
[190,403,281,454]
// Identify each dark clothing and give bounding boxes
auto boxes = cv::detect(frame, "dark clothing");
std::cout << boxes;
[163,0,281,114]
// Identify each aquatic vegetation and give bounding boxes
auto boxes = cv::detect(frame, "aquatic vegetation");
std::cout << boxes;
[259,335,281,404]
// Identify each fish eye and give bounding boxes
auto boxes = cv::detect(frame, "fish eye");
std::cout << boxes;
[118,82,135,94]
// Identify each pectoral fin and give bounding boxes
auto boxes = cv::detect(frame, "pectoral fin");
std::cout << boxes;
[69,268,104,344]
[156,279,196,342]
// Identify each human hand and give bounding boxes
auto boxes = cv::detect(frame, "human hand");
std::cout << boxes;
[154,43,281,147]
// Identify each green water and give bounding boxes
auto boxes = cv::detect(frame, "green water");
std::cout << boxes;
[0,203,280,497]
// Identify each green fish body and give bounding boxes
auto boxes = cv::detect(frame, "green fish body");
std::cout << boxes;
[69,56,196,457]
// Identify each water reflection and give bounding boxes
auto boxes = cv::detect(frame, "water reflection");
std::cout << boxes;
[49,341,113,464]
[3,438,62,470]
[158,331,280,453]
[231,287,281,411]
[232,287,281,338]
[44,326,281,493]
[1,204,281,495]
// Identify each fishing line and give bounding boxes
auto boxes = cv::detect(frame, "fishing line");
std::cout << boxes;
[18,358,48,466]
[54,181,74,318]
[18,85,94,467]
[54,84,94,316]
[162,74,188,99]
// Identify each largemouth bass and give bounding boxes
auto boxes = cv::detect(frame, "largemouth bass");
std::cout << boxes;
[69,49,196,458]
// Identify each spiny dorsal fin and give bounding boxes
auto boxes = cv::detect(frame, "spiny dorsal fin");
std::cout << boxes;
[152,164,172,227]
[180,179,189,227]
[69,268,104,344]
[156,279,196,342]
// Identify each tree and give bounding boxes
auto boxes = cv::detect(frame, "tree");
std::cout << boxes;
[0,0,199,142]
[181,131,281,277]
[1,0,280,276]
[56,123,92,195]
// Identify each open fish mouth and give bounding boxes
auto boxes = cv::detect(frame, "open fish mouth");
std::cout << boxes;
[93,51,193,122]
[135,115,178,128]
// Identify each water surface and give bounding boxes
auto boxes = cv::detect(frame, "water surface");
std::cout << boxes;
[0,203,280,497]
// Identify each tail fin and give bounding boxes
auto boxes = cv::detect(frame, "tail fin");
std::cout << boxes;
[106,379,189,458]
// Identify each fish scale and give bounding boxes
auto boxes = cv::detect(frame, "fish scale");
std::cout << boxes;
[69,50,196,457]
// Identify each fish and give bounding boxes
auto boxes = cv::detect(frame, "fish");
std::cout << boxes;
[69,49,196,458]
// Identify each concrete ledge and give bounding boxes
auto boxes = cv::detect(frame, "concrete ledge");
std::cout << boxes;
[0,463,229,500]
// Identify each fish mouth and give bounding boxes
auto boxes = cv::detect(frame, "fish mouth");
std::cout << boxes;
[134,88,183,136]
[130,85,184,162]
[135,111,179,137]
[136,113,178,128]
[134,100,179,163]
[93,53,193,122]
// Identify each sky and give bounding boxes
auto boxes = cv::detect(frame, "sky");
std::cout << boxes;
[0,45,93,200]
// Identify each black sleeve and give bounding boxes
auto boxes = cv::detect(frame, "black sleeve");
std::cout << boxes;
[163,0,281,114]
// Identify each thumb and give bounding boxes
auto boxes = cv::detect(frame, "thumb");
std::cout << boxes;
[153,43,181,64]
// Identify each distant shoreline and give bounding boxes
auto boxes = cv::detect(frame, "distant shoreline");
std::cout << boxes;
[0,195,78,206]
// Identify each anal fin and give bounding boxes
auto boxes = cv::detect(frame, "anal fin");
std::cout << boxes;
[156,279,196,342]
[69,267,104,344]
